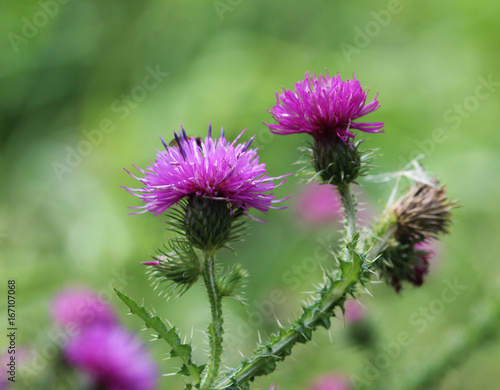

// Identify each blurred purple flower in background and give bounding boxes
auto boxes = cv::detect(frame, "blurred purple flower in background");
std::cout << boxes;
[51,287,118,329]
[293,182,343,227]
[1,348,28,390]
[65,325,158,390]
[293,182,373,229]
[310,373,351,390]
[50,287,159,390]
[343,299,365,324]
[1,351,11,390]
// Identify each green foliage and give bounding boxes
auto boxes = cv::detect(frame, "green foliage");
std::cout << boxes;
[5,1,499,388]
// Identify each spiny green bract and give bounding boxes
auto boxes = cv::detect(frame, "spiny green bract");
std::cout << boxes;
[217,263,248,299]
[296,141,377,185]
[149,238,201,296]
[168,195,247,252]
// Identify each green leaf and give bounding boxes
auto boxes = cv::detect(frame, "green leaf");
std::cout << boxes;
[114,288,204,382]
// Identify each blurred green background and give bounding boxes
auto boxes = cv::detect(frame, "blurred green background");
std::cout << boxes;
[2,0,500,389]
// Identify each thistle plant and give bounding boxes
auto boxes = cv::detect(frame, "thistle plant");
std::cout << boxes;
[116,71,459,390]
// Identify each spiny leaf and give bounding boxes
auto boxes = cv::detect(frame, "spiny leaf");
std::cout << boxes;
[114,289,204,381]
[178,363,206,378]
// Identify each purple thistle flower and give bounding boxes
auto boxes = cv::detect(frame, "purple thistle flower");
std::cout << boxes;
[124,125,290,217]
[266,71,383,143]
[294,182,343,227]
[64,325,158,390]
[51,288,118,330]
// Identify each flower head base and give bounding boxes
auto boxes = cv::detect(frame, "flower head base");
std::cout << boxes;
[266,71,383,143]
[181,194,246,250]
[124,125,290,250]
[312,139,364,185]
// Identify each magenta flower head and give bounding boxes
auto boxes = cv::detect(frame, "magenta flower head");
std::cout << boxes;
[124,125,290,251]
[267,71,383,142]
[64,325,158,390]
[51,288,118,330]
[266,71,383,185]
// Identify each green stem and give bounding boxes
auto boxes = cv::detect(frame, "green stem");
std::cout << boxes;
[200,251,224,390]
[337,183,357,242]
[367,224,398,261]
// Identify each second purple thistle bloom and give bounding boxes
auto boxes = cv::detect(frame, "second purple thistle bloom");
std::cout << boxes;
[266,71,384,143]
[124,125,290,217]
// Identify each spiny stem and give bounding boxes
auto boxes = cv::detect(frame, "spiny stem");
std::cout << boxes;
[215,248,363,390]
[367,224,397,261]
[337,183,357,242]
[215,220,399,390]
[200,251,224,390]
